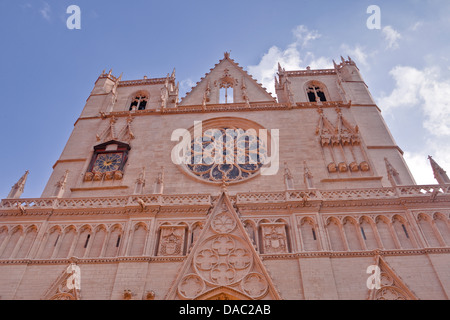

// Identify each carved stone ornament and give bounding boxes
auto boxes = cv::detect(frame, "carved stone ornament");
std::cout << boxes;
[211,211,236,234]
[241,272,268,299]
[178,274,205,299]
[193,235,253,286]
[158,226,185,256]
[260,223,288,254]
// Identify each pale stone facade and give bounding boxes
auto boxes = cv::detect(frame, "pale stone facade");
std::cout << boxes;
[0,53,449,300]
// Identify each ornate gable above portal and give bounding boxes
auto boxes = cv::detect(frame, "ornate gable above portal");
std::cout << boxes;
[367,255,418,300]
[42,263,81,300]
[165,191,281,300]
[179,52,276,106]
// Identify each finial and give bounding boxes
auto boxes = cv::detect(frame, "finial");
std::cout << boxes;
[428,155,450,185]
[7,170,29,199]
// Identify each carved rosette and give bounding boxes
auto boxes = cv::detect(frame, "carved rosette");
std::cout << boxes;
[241,272,268,299]
[178,274,205,299]
[193,235,253,286]
[211,211,236,234]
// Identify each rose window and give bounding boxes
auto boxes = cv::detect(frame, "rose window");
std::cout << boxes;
[185,127,267,183]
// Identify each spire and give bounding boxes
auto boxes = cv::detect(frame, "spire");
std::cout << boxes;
[385,158,401,186]
[7,170,29,199]
[53,170,69,198]
[428,156,450,185]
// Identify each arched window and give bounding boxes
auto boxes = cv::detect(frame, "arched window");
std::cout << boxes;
[343,217,363,251]
[129,92,149,111]
[300,217,320,251]
[306,81,328,102]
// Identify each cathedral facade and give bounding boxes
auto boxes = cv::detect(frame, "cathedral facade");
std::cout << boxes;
[0,53,449,300]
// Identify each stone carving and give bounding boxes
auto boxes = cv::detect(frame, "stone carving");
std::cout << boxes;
[178,274,205,299]
[193,235,253,286]
[241,273,268,299]
[211,212,236,234]
[375,287,407,300]
[158,226,185,256]
[261,223,288,254]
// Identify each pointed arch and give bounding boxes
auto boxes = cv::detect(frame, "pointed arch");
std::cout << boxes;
[1,225,23,259]
[72,225,92,258]
[375,216,397,249]
[343,216,363,251]
[190,222,204,250]
[15,225,38,259]
[129,90,149,111]
[87,225,107,258]
[275,218,292,253]
[417,213,442,247]
[433,212,450,245]
[299,217,320,251]
[129,222,148,256]
[0,226,8,255]
[359,216,379,250]
[40,226,62,259]
[104,224,123,257]
[392,215,414,249]
[55,226,77,258]
[305,80,329,102]
[325,217,345,251]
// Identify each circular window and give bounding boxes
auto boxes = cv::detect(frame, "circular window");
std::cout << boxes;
[179,118,270,184]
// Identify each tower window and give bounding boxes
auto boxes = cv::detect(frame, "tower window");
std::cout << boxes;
[219,87,234,104]
[129,93,149,111]
[306,82,327,102]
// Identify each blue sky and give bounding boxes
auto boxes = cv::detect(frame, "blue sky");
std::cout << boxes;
[1,0,449,198]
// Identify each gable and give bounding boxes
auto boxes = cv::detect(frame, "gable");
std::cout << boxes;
[179,53,276,106]
[164,190,281,300]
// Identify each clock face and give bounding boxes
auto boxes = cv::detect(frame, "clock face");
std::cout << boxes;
[92,153,123,173]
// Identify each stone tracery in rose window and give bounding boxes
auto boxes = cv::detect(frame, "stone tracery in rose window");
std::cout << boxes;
[185,127,267,184]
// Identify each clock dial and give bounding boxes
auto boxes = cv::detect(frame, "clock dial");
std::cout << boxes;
[92,153,123,173]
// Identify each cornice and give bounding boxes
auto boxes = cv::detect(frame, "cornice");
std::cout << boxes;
[1,248,448,266]
[1,185,448,217]
[261,247,450,260]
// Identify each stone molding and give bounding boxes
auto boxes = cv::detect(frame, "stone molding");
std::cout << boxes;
[1,185,449,217]
[0,247,448,265]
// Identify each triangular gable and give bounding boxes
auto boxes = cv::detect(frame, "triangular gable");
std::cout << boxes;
[165,191,281,300]
[179,52,276,106]
[42,262,81,300]
[367,255,418,300]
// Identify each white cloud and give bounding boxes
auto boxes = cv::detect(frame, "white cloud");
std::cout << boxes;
[292,25,321,47]
[378,65,450,136]
[40,2,51,21]
[382,26,401,50]
[378,65,450,185]
[247,25,330,95]
[179,78,196,96]
[410,21,423,31]
[339,44,369,68]
[404,140,450,185]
